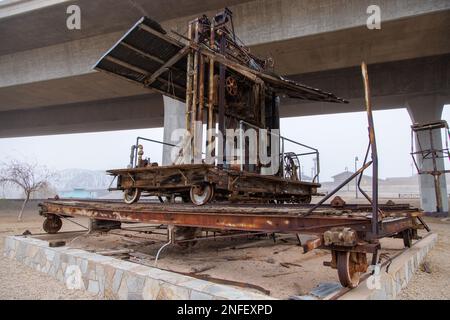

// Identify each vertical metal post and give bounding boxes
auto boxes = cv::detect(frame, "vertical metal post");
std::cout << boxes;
[281,137,285,178]
[355,156,359,199]
[196,54,205,163]
[239,120,244,171]
[190,21,199,163]
[429,129,443,212]
[218,35,226,167]
[207,21,215,164]
[185,23,193,163]
[361,62,379,238]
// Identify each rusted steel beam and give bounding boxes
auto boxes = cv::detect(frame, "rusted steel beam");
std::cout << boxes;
[144,46,190,87]
[40,201,373,234]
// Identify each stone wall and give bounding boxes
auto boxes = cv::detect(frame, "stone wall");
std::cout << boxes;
[3,236,271,300]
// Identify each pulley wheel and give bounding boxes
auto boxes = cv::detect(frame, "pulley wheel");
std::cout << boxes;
[225,76,238,96]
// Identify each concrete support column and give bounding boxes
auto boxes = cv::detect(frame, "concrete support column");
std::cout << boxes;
[162,96,186,165]
[406,95,449,214]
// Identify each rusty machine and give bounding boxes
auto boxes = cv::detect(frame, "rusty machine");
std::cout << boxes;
[94,9,346,206]
[38,9,430,289]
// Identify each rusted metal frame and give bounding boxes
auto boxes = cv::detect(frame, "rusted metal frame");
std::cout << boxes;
[194,39,340,100]
[185,23,194,159]
[93,66,185,104]
[153,77,186,92]
[104,56,149,75]
[189,21,200,163]
[357,142,373,204]
[119,41,165,64]
[195,54,205,163]
[322,243,380,254]
[144,46,190,87]
[429,128,443,212]
[189,42,261,84]
[174,231,268,244]
[206,20,216,164]
[217,34,227,168]
[377,217,415,238]
[138,24,183,48]
[305,161,373,216]
[361,62,379,238]
[41,202,371,234]
[103,56,185,95]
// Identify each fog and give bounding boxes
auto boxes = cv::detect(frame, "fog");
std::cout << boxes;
[1,106,449,182]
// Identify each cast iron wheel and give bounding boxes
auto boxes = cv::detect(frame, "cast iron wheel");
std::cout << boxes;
[190,184,214,206]
[43,216,62,234]
[123,188,141,204]
[402,229,413,248]
[336,251,365,288]
[225,76,238,96]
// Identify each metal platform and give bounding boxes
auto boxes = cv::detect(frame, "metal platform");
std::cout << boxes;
[107,164,320,204]
[38,199,427,288]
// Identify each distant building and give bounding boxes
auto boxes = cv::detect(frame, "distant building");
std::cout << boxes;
[331,171,374,186]
[59,188,96,199]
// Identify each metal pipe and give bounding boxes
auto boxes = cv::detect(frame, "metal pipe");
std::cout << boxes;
[429,128,443,212]
[239,120,244,171]
[361,62,379,237]
[185,23,193,140]
[306,161,373,215]
[207,21,216,164]
[190,21,200,163]
[196,53,205,163]
[218,34,226,167]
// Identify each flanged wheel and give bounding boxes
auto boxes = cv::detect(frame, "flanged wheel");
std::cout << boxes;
[336,251,367,288]
[43,216,62,234]
[190,184,214,206]
[124,188,141,204]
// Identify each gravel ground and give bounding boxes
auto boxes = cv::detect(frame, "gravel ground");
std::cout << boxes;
[397,217,450,300]
[0,207,96,300]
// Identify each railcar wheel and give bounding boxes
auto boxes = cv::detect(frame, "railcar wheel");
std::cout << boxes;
[124,188,141,204]
[336,251,367,288]
[190,184,214,206]
[43,216,62,234]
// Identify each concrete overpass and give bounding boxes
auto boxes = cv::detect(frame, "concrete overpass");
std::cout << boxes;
[1,0,450,212]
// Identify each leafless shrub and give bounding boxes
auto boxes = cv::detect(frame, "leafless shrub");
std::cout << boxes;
[0,160,55,221]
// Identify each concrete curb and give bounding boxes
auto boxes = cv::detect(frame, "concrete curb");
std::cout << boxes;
[3,235,272,300]
[339,233,438,300]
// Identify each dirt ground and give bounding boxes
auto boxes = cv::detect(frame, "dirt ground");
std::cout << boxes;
[397,217,450,300]
[0,202,96,299]
[0,199,449,299]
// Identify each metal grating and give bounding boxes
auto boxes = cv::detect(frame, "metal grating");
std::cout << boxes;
[93,16,188,102]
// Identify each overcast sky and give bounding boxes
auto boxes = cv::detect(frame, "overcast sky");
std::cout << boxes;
[1,106,449,182]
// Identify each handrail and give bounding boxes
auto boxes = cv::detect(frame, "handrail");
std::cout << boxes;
[239,120,320,183]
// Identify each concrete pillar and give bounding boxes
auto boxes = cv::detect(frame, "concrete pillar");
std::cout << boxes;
[162,96,186,165]
[406,95,448,214]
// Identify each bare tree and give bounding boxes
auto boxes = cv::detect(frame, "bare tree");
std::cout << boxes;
[0,160,54,221]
